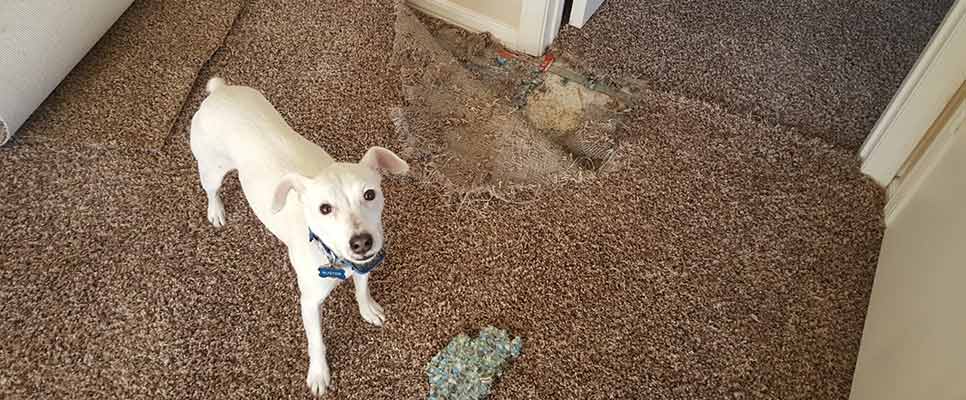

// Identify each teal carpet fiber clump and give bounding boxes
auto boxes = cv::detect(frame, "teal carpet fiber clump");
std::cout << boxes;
[426,327,524,399]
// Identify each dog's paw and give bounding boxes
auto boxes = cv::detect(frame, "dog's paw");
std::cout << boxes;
[306,362,331,397]
[359,298,385,327]
[207,200,226,228]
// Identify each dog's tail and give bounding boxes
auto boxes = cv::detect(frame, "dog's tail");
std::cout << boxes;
[206,77,227,94]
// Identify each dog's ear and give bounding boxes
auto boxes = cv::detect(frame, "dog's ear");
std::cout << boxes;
[271,173,307,214]
[360,146,409,175]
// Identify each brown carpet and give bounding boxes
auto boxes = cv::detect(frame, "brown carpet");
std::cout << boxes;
[11,0,244,150]
[556,0,953,151]
[2,1,885,399]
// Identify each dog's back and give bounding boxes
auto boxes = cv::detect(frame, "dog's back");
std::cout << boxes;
[189,77,332,235]
[190,78,332,174]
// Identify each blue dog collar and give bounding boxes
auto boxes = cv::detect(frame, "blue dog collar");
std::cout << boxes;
[309,230,385,280]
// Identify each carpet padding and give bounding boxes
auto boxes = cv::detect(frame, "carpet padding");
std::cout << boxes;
[556,0,953,151]
[2,1,886,399]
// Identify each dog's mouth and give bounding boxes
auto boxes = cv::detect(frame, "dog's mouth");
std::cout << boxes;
[350,251,380,263]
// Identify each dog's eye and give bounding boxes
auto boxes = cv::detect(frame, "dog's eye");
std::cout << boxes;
[319,204,332,215]
[364,189,376,201]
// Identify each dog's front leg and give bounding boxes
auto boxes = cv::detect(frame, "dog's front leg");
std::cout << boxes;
[352,273,385,326]
[291,245,337,396]
[300,286,334,396]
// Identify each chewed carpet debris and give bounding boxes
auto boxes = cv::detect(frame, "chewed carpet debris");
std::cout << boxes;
[426,326,524,400]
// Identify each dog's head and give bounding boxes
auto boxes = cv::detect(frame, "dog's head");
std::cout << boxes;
[270,147,409,262]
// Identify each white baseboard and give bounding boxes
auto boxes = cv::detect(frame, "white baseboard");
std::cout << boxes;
[883,91,966,225]
[860,0,966,187]
[407,0,521,53]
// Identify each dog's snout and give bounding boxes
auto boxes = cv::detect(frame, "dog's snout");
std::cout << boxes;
[349,233,373,255]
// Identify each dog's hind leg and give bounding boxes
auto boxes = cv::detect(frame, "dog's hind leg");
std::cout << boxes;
[190,118,235,228]
[197,158,232,228]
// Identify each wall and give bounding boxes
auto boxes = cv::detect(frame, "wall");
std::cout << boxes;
[450,0,521,28]
[408,0,555,55]
[849,89,966,399]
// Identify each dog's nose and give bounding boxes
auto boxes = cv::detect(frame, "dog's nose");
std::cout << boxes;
[349,233,373,255]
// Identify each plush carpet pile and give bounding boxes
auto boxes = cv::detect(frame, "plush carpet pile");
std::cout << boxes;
[1,1,894,398]
[556,0,953,151]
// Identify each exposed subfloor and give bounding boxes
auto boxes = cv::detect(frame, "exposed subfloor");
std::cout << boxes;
[0,1,896,399]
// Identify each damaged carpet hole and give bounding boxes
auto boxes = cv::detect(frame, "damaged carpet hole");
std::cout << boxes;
[395,7,629,198]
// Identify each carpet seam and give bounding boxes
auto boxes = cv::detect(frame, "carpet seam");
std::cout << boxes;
[158,0,251,154]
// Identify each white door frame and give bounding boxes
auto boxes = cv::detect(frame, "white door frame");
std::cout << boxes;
[860,0,966,187]
[518,0,565,56]
[568,0,606,28]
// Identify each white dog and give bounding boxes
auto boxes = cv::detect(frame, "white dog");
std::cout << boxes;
[189,77,409,396]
